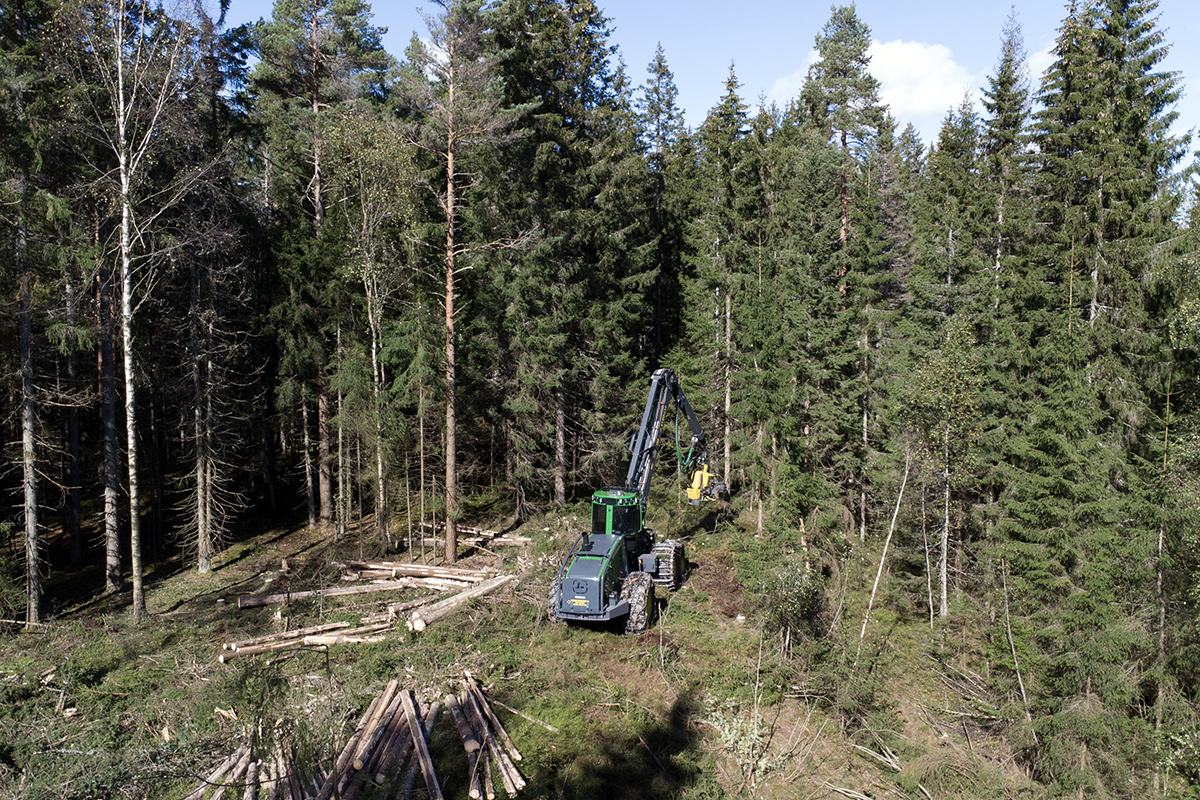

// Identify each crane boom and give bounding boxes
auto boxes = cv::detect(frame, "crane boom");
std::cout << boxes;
[624,368,721,513]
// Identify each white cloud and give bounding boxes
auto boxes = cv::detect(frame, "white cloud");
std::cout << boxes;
[765,49,821,110]
[764,40,1003,143]
[1028,45,1056,89]
[868,39,977,121]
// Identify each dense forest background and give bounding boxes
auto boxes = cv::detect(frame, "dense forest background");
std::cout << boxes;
[5,0,1200,793]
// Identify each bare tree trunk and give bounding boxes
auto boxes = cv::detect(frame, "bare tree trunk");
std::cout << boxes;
[367,284,388,546]
[99,261,121,593]
[194,346,211,572]
[319,387,333,528]
[260,392,276,512]
[337,326,347,542]
[120,163,146,622]
[554,386,566,508]
[18,173,40,626]
[940,422,950,619]
[444,144,458,564]
[856,451,909,665]
[303,400,316,528]
[63,276,82,566]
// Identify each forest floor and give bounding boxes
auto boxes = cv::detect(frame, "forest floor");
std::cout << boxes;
[0,497,1047,800]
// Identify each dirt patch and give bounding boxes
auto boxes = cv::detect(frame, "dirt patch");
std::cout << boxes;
[688,544,746,618]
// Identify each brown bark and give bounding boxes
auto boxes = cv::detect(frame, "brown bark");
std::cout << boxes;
[98,263,121,593]
[466,675,521,763]
[223,621,351,651]
[314,681,396,800]
[183,747,248,800]
[237,580,416,609]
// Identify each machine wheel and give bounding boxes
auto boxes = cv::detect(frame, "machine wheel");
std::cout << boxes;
[650,540,686,591]
[621,572,656,634]
[547,575,563,622]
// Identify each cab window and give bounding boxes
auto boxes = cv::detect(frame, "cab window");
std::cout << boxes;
[613,505,640,535]
[592,503,608,535]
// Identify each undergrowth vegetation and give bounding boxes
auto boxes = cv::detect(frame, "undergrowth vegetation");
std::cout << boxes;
[1,499,1197,799]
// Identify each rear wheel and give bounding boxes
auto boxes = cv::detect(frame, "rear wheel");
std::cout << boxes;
[621,572,656,634]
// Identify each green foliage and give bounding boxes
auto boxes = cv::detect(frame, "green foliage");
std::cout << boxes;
[761,560,826,647]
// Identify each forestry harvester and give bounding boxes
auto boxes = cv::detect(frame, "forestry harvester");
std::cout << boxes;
[547,368,726,633]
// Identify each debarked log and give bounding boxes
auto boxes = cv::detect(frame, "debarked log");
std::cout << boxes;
[407,576,517,633]
[237,580,416,609]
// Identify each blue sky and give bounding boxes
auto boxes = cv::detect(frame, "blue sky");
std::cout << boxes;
[222,0,1200,150]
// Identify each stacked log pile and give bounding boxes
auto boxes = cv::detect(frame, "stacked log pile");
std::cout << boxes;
[221,572,517,659]
[218,622,394,663]
[418,522,533,549]
[182,684,444,800]
[446,672,526,799]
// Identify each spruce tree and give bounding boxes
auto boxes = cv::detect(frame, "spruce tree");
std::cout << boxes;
[253,0,390,531]
[681,66,752,492]
[483,0,645,515]
[637,43,688,360]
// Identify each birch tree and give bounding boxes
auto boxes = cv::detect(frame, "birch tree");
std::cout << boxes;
[328,110,417,546]
[66,0,209,620]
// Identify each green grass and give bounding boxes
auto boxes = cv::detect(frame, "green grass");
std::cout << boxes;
[1,499,1165,799]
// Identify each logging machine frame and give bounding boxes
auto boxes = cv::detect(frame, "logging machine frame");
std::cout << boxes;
[548,368,726,633]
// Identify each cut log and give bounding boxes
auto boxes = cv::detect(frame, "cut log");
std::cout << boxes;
[480,748,495,800]
[462,688,524,793]
[411,536,531,548]
[183,746,247,800]
[407,576,517,633]
[237,580,417,609]
[304,634,387,646]
[314,680,396,800]
[349,691,402,773]
[446,694,483,799]
[338,690,403,797]
[242,760,259,800]
[220,623,392,663]
[339,560,492,581]
[210,748,253,800]
[401,691,443,800]
[219,639,301,663]
[225,621,350,651]
[394,702,441,800]
[466,673,521,762]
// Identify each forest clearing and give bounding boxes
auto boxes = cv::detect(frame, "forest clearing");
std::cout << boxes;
[5,0,1200,796]
[2,501,1052,800]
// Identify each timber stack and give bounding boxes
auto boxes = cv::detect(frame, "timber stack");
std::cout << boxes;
[181,683,445,800]
[445,672,527,799]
